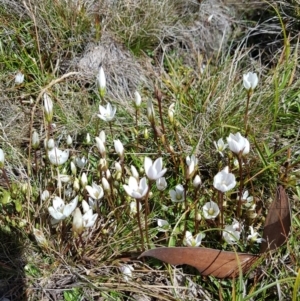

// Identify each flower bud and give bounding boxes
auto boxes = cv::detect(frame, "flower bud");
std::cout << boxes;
[72,208,83,236]
[32,131,40,149]
[99,130,106,143]
[73,177,80,191]
[41,190,50,202]
[0,148,4,168]
[81,172,88,188]
[131,165,139,180]
[47,139,55,150]
[144,128,149,139]
[133,91,142,108]
[97,66,106,98]
[70,162,77,175]
[114,139,124,158]
[43,93,53,123]
[168,103,175,124]
[67,135,72,146]
[95,137,106,157]
[102,177,110,192]
[147,99,155,124]
[86,133,91,144]
[193,175,201,188]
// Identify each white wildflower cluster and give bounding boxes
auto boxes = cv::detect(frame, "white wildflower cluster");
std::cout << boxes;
[1,66,263,264]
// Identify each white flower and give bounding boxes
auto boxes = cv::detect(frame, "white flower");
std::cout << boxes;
[169,184,184,202]
[227,132,250,155]
[48,147,69,166]
[213,166,236,192]
[156,177,167,191]
[223,223,241,244]
[134,91,142,108]
[184,231,205,247]
[41,190,50,202]
[0,148,4,168]
[95,137,106,157]
[15,71,24,84]
[130,201,142,215]
[203,201,220,219]
[186,154,198,177]
[57,174,72,183]
[157,219,169,232]
[98,102,116,122]
[48,196,78,221]
[144,157,167,180]
[123,176,148,199]
[97,66,106,97]
[119,265,134,282]
[43,93,53,122]
[247,226,263,243]
[82,208,98,228]
[243,72,258,91]
[193,175,202,188]
[75,156,87,168]
[241,190,254,208]
[114,139,124,158]
[214,138,228,157]
[86,182,104,200]
[32,131,40,149]
[131,165,139,180]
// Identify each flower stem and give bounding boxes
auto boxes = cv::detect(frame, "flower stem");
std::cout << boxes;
[244,90,252,136]
[136,198,145,251]
[144,180,152,248]
[218,190,224,230]
[237,153,244,218]
[1,167,11,190]
[156,87,165,135]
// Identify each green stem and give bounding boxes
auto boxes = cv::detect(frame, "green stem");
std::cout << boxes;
[136,198,144,251]
[244,90,252,136]
[237,153,244,218]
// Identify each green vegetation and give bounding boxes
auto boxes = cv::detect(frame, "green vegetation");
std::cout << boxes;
[0,0,299,300]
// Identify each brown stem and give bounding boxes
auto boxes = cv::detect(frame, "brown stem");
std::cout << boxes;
[183,179,190,240]
[1,168,11,190]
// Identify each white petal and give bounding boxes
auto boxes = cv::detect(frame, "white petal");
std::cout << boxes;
[52,196,65,211]
[63,196,78,217]
[48,207,64,220]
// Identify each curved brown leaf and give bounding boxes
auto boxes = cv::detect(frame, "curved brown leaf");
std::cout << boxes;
[260,185,291,253]
[139,247,258,278]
